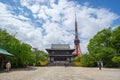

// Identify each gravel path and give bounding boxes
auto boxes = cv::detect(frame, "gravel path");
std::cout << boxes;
[0,66,120,80]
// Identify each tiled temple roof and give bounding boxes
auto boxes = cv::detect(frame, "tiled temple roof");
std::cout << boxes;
[51,44,70,50]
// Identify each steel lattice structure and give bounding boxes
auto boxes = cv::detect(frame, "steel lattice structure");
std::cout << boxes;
[73,14,82,56]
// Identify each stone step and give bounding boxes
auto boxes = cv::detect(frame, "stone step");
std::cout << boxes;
[47,62,75,66]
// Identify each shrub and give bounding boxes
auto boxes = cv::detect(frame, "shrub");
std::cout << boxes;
[80,54,95,67]
[37,60,49,66]
[74,56,81,62]
[72,61,81,66]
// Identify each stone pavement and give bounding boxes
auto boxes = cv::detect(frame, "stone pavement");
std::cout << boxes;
[0,66,120,80]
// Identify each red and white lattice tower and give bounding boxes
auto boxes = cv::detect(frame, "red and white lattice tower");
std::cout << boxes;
[73,13,82,56]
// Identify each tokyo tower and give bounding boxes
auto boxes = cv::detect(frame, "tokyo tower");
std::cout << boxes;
[73,13,82,56]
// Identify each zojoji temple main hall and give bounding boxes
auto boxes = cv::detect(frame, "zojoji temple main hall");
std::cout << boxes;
[46,14,82,65]
[46,44,75,63]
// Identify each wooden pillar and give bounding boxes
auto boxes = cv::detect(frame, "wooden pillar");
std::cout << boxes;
[1,59,4,69]
[0,56,6,70]
[0,58,2,70]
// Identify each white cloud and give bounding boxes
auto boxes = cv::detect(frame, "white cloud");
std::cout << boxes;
[30,3,40,13]
[0,2,43,49]
[0,0,119,53]
[17,15,30,21]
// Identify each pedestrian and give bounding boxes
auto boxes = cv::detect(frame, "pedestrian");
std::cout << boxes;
[66,61,69,67]
[98,61,102,70]
[64,62,66,67]
[6,61,11,72]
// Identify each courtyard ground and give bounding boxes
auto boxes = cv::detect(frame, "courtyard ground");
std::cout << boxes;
[0,66,120,80]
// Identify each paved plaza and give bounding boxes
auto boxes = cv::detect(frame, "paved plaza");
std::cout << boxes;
[0,66,120,80]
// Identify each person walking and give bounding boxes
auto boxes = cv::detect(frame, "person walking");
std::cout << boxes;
[6,61,11,72]
[64,62,66,67]
[98,61,103,70]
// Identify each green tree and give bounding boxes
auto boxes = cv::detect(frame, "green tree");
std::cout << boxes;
[33,48,48,66]
[110,26,120,55]
[88,27,120,67]
[0,29,36,67]
[112,56,120,67]
[88,28,112,60]
[80,54,95,67]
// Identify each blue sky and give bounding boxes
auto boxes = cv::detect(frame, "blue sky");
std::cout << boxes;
[0,0,119,52]
[76,0,120,26]
[77,0,120,13]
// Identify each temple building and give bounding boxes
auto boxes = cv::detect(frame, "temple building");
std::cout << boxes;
[0,48,13,70]
[46,44,75,63]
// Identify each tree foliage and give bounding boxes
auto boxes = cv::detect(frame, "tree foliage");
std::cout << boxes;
[0,29,48,67]
[80,54,95,67]
[33,48,48,66]
[112,56,120,63]
[112,56,120,67]
[87,26,120,67]
[110,26,120,55]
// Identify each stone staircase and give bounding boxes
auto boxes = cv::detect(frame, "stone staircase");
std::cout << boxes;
[47,61,74,66]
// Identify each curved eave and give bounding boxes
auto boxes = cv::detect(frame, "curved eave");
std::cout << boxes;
[0,53,14,56]
[0,48,14,56]
[49,55,74,57]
